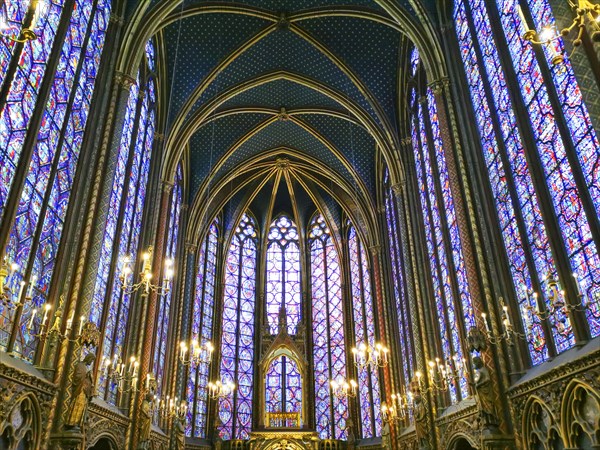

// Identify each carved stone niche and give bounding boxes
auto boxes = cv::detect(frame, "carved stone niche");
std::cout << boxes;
[508,341,600,450]
[0,360,56,449]
[84,398,130,449]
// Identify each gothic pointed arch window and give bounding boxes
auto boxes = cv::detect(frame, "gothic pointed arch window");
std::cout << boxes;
[153,164,183,395]
[453,0,600,362]
[186,219,219,438]
[266,215,301,335]
[347,224,382,438]
[309,213,349,439]
[218,213,258,440]
[0,0,112,358]
[90,40,157,404]
[408,47,474,403]
[383,168,414,392]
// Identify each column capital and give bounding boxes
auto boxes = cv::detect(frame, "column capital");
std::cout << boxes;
[114,71,136,90]
[109,13,124,25]
[391,182,406,196]
[401,136,412,147]
[161,180,175,193]
[154,133,165,142]
[185,242,197,254]
[369,244,382,256]
[428,77,451,95]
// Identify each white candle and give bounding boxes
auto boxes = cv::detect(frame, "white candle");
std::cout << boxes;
[27,276,37,298]
[17,281,25,303]
[481,313,491,333]
[78,316,85,335]
[146,373,150,389]
[41,304,50,326]
[573,273,582,297]
[503,305,511,326]
[66,311,74,331]
[28,309,37,330]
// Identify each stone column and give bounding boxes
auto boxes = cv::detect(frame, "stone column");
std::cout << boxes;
[48,69,136,446]
[130,181,173,450]
[369,245,397,450]
[429,79,512,438]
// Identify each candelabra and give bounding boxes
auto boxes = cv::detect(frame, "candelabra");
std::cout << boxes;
[351,342,389,370]
[27,302,88,345]
[207,380,236,400]
[178,339,214,367]
[329,378,357,399]
[119,247,174,296]
[412,354,468,395]
[518,1,600,65]
[157,395,188,421]
[0,258,20,307]
[480,297,527,346]
[101,353,140,393]
[0,0,49,43]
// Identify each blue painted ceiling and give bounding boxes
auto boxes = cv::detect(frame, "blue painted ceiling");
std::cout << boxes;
[145,0,429,220]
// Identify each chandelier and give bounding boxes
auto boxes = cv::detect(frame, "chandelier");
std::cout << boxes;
[0,257,21,306]
[119,246,174,296]
[351,342,389,369]
[178,339,214,367]
[518,1,600,65]
[208,380,236,400]
[0,0,49,43]
[329,378,358,399]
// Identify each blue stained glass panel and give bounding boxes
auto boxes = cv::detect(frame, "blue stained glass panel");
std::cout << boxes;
[187,222,218,438]
[218,214,257,440]
[309,214,348,439]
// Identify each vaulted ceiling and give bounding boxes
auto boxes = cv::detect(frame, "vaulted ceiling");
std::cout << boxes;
[136,0,441,239]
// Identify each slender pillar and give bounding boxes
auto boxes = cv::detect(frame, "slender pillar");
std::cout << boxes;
[369,245,397,450]
[429,79,512,435]
[130,181,173,450]
[46,65,135,445]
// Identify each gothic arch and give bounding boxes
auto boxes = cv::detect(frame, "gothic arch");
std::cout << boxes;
[446,434,479,450]
[561,379,600,448]
[0,394,41,450]
[87,434,119,450]
[522,396,564,450]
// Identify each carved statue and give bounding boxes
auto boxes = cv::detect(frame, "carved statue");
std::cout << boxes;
[65,353,96,430]
[382,422,391,450]
[173,416,186,450]
[411,378,428,450]
[138,393,154,449]
[472,356,499,430]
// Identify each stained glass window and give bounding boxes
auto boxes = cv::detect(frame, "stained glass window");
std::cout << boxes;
[0,0,65,221]
[410,46,420,77]
[265,355,302,418]
[348,225,382,438]
[383,169,413,390]
[410,89,470,402]
[0,0,112,357]
[266,215,300,335]
[153,164,183,395]
[218,213,257,440]
[187,221,218,438]
[454,0,600,355]
[92,42,156,403]
[309,214,348,439]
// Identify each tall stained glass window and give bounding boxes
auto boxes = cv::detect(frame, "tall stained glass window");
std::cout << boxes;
[218,213,257,440]
[187,221,219,438]
[265,215,301,335]
[265,355,302,419]
[90,41,156,404]
[348,225,382,438]
[383,169,413,390]
[309,214,348,439]
[153,164,183,394]
[453,0,600,358]
[409,86,471,402]
[0,0,112,358]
